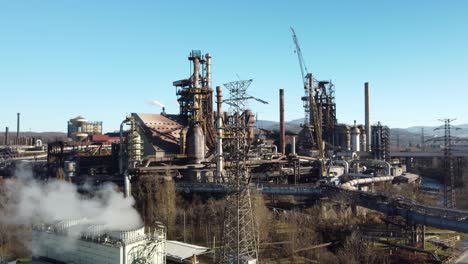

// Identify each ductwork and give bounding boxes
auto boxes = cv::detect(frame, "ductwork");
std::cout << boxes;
[341,176,395,190]
[335,160,349,174]
[216,86,224,182]
[349,159,392,176]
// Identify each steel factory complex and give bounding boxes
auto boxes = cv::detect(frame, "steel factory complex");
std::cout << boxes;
[1,30,468,264]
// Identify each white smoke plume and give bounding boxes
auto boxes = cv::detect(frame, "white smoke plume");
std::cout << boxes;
[146,100,165,108]
[2,164,142,231]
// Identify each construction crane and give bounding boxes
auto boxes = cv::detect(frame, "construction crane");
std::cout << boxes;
[291,27,325,176]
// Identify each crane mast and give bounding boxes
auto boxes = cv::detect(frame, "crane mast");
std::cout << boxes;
[290,27,325,175]
[291,27,311,126]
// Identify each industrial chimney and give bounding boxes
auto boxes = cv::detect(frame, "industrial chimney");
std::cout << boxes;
[216,86,224,182]
[365,82,371,152]
[17,113,20,145]
[4,127,9,145]
[279,89,285,155]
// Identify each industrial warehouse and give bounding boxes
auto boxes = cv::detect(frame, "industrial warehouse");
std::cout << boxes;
[1,2,468,264]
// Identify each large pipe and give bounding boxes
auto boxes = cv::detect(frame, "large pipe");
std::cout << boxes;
[205,53,211,88]
[16,113,20,145]
[335,160,349,174]
[341,176,395,190]
[365,82,371,152]
[119,118,131,198]
[216,86,224,182]
[349,159,392,176]
[290,136,296,155]
[4,127,9,145]
[192,54,202,123]
[193,56,200,89]
[279,89,285,155]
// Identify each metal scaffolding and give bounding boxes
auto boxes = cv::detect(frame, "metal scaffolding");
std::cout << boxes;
[372,122,390,161]
[221,79,259,264]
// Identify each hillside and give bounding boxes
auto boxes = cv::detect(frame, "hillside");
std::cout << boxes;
[255,119,468,147]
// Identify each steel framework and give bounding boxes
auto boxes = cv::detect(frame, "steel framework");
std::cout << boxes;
[221,79,259,264]
[434,119,458,208]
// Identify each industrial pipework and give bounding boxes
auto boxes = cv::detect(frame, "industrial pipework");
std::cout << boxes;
[206,53,212,87]
[119,117,141,198]
[340,176,395,190]
[349,159,392,176]
[216,86,224,182]
[186,51,206,164]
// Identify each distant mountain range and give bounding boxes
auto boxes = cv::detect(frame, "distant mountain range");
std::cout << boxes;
[1,122,467,148]
[255,119,468,147]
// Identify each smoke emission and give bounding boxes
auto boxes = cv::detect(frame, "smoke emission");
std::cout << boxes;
[146,100,165,108]
[2,164,142,231]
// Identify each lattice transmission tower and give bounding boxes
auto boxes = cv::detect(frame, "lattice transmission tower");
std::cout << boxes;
[220,79,262,264]
[429,118,460,208]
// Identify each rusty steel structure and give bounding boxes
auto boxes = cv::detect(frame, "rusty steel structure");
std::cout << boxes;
[371,122,390,161]
[291,28,337,161]
[221,79,259,264]
[174,50,216,162]
[315,80,337,149]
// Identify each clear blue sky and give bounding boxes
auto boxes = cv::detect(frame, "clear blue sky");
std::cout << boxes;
[0,0,467,132]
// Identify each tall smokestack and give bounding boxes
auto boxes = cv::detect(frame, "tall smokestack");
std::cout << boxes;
[17,113,20,145]
[216,86,224,182]
[4,127,8,145]
[365,82,371,152]
[279,89,285,155]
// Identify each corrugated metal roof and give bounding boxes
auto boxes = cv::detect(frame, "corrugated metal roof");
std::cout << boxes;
[133,113,186,154]
[165,240,208,262]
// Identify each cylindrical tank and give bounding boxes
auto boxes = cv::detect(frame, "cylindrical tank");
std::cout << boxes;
[180,128,187,155]
[186,123,205,164]
[358,125,366,151]
[351,124,361,152]
[345,126,351,150]
[290,136,296,155]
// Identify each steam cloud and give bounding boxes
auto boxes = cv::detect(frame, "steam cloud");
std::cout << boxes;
[2,164,142,231]
[146,100,165,108]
